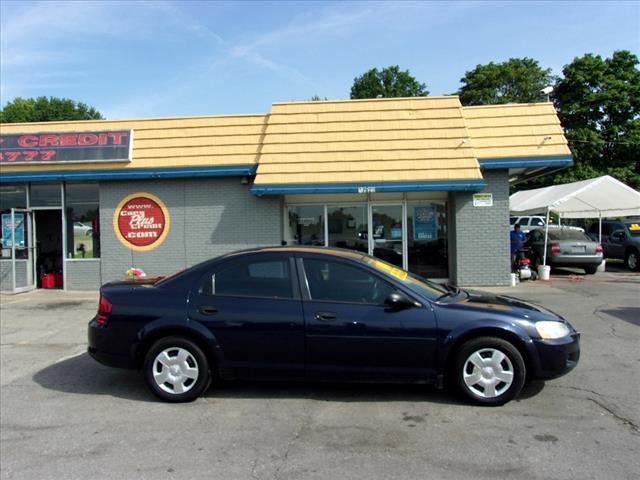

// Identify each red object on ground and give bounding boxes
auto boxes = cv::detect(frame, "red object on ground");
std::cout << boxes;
[54,273,63,288]
[41,274,56,289]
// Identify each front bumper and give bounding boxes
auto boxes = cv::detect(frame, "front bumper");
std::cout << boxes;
[532,332,580,379]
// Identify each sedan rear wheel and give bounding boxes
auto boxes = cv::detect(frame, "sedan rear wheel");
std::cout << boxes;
[454,337,526,406]
[144,337,210,402]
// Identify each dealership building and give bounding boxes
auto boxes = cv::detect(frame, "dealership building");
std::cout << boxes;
[0,96,572,293]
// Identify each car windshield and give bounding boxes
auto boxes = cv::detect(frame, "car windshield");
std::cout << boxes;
[625,222,640,237]
[547,230,593,241]
[362,256,448,301]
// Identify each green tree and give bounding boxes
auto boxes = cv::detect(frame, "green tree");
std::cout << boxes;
[308,95,328,101]
[0,96,103,123]
[350,65,428,99]
[550,50,640,188]
[457,58,555,106]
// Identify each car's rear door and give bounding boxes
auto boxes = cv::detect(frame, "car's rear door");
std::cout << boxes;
[297,255,438,381]
[188,253,304,379]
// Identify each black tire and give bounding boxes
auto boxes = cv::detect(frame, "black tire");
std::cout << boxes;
[453,336,526,406]
[143,336,211,403]
[584,266,598,275]
[625,249,640,272]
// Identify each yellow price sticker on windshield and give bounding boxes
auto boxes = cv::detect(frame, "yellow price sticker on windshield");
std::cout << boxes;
[629,223,640,231]
[372,260,408,281]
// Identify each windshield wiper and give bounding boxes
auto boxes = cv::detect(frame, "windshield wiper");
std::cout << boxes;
[436,283,460,301]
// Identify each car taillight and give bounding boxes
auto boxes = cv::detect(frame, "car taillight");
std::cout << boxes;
[551,242,561,254]
[97,295,112,326]
[596,244,603,253]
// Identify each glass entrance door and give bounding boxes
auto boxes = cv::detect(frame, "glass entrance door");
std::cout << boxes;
[370,204,405,269]
[10,208,36,293]
[327,205,368,253]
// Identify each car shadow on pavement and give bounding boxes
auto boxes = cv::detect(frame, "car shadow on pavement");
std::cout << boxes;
[32,353,547,405]
[598,307,640,326]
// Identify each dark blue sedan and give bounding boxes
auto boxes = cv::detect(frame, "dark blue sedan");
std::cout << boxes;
[88,247,580,405]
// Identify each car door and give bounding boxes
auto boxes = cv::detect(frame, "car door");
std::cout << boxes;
[607,229,626,259]
[188,253,304,379]
[298,255,438,381]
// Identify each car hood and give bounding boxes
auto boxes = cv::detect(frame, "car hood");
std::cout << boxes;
[448,289,564,322]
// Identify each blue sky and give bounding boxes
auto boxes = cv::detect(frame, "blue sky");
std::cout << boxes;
[1,1,638,119]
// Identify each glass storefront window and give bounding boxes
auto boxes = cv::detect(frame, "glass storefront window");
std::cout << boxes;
[286,199,449,279]
[407,201,448,278]
[371,205,404,268]
[30,184,61,207]
[1,185,28,259]
[327,205,368,253]
[285,206,324,246]
[65,183,100,259]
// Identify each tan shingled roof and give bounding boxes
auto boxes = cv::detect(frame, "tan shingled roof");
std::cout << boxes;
[1,98,570,183]
[462,103,571,160]
[0,114,269,173]
[253,96,482,185]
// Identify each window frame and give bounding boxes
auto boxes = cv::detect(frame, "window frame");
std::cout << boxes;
[296,255,399,307]
[199,255,301,301]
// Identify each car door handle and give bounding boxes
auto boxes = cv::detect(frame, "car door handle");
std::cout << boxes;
[315,311,337,321]
[199,306,218,316]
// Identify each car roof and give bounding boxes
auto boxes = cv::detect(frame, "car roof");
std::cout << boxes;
[220,245,369,261]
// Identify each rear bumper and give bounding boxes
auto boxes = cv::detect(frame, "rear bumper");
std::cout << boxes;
[532,333,580,380]
[550,254,602,266]
[88,319,137,369]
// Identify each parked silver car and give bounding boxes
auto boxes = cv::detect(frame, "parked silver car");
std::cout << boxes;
[527,228,603,274]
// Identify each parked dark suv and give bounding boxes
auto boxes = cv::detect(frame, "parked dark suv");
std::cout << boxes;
[587,220,640,271]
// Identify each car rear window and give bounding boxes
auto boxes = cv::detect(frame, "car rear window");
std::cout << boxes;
[548,230,593,241]
[203,258,293,299]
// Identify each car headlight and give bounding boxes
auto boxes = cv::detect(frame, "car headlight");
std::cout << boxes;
[535,321,571,339]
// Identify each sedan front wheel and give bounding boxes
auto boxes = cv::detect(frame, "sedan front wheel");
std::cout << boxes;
[454,337,526,406]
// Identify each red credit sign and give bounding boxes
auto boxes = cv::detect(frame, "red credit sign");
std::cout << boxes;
[0,130,132,164]
[113,193,170,251]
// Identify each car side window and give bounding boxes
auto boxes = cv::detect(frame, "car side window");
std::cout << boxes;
[530,218,545,227]
[303,258,395,305]
[202,258,293,299]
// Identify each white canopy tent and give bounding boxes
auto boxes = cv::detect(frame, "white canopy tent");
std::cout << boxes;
[510,175,640,265]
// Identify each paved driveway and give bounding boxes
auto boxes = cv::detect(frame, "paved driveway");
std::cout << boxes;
[1,269,638,480]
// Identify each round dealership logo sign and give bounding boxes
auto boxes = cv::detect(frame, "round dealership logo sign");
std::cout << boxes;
[113,192,170,251]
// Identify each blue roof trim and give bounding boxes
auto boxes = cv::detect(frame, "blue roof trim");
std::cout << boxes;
[0,164,257,183]
[478,155,573,170]
[251,179,486,196]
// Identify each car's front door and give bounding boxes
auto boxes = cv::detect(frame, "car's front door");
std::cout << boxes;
[188,254,304,379]
[298,256,438,381]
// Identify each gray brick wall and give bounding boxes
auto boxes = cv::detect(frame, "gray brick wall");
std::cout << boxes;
[99,178,282,284]
[65,260,101,290]
[451,170,510,286]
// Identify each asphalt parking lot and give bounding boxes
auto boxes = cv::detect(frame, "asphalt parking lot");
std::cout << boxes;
[1,264,639,480]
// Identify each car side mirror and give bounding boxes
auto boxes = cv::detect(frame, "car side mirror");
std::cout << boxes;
[385,292,419,309]
[611,230,624,240]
